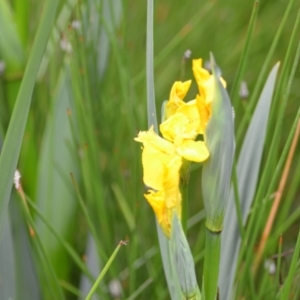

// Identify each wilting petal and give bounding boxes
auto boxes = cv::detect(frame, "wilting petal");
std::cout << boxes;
[176,140,209,162]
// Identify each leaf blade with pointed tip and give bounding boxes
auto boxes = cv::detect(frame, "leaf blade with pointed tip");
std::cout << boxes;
[219,62,280,300]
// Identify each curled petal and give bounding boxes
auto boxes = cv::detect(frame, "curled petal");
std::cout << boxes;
[176,140,209,162]
[166,80,192,118]
[160,113,197,143]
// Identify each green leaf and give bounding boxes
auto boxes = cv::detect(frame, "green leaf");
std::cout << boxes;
[35,68,78,282]
[0,215,16,299]
[10,196,41,300]
[202,55,235,232]
[219,62,280,300]
[170,214,200,299]
[0,0,59,241]
[0,0,25,75]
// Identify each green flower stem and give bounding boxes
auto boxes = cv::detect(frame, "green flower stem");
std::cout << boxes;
[203,228,221,300]
[180,180,189,234]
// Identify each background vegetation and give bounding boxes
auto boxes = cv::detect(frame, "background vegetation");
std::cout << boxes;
[0,0,299,299]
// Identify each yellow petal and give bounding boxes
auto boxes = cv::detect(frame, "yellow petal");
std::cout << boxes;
[160,113,197,143]
[192,59,215,104]
[176,140,209,162]
[166,80,192,118]
[144,154,182,238]
[135,128,177,190]
[196,94,211,132]
[177,99,202,134]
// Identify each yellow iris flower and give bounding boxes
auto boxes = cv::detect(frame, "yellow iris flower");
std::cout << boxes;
[135,58,224,238]
[135,128,182,237]
[192,58,226,133]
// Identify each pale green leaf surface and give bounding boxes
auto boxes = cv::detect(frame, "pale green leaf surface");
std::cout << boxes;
[35,69,78,281]
[170,214,199,299]
[202,55,235,232]
[0,214,16,299]
[157,225,182,300]
[219,63,280,300]
[79,234,101,300]
[10,196,41,300]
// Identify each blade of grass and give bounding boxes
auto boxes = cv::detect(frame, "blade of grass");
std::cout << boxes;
[145,1,182,299]
[279,230,300,300]
[84,241,126,300]
[236,0,295,144]
[230,1,259,105]
[0,0,59,240]
[146,0,158,133]
[219,63,280,300]
[254,119,300,271]
[239,20,300,288]
[111,183,136,232]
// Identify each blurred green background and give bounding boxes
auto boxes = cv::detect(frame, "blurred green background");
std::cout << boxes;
[0,0,299,299]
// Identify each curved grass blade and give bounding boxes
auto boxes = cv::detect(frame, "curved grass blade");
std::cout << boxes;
[219,62,280,300]
[0,0,59,241]
[84,241,126,300]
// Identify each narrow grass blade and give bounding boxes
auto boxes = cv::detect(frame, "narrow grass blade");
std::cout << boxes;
[146,0,158,133]
[0,0,25,75]
[0,0,59,241]
[219,63,280,300]
[112,183,136,232]
[79,234,101,300]
[145,1,181,299]
[230,1,259,105]
[84,241,126,300]
[279,230,300,299]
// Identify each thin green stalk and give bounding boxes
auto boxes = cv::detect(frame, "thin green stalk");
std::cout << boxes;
[279,230,300,299]
[26,196,95,281]
[146,0,158,133]
[17,192,64,299]
[232,160,244,238]
[230,1,259,105]
[275,235,283,291]
[181,180,189,234]
[203,229,221,300]
[236,0,295,144]
[237,105,300,292]
[237,20,300,289]
[85,242,125,300]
